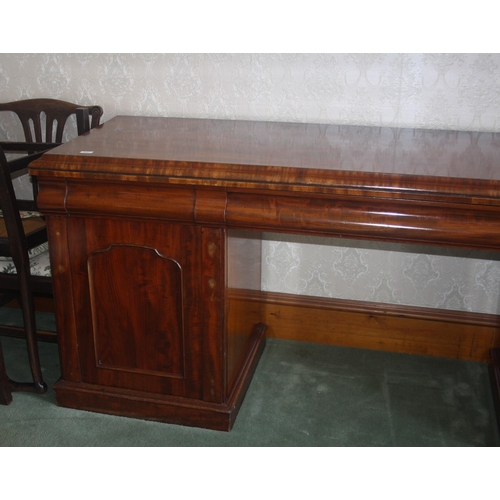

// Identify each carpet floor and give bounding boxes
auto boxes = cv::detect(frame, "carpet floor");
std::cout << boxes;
[1,324,499,446]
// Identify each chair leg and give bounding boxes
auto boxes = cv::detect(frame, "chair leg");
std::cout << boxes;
[490,348,500,434]
[0,340,13,405]
[8,282,47,394]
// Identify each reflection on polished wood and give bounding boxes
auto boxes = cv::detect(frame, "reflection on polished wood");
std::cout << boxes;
[30,116,500,430]
[227,230,263,393]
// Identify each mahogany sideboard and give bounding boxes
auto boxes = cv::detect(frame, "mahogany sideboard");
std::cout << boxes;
[30,116,500,431]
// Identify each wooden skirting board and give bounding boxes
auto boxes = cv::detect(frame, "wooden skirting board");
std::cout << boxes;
[231,290,500,363]
[3,292,499,362]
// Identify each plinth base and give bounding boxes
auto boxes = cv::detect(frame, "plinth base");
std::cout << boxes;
[54,325,266,431]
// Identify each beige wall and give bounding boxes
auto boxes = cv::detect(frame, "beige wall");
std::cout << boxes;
[2,53,500,313]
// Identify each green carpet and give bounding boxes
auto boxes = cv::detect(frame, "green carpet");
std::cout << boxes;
[0,313,499,446]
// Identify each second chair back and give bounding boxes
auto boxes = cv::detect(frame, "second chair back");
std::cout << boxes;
[0,98,103,145]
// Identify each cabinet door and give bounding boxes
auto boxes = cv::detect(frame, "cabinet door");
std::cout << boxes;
[66,217,209,400]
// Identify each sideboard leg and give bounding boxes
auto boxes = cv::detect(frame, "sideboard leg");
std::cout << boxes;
[490,348,500,433]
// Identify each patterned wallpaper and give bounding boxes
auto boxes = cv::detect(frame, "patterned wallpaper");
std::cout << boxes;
[1,53,500,314]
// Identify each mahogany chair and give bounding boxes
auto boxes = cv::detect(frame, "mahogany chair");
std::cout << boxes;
[0,99,103,395]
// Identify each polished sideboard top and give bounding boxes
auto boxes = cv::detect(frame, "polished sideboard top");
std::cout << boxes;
[30,116,500,251]
[29,115,500,201]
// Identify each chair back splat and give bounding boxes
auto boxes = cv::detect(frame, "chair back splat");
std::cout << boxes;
[0,98,103,143]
